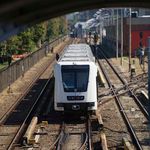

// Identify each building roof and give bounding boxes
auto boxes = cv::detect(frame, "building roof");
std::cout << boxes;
[74,18,99,29]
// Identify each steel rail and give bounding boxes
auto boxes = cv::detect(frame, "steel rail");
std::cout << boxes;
[57,117,89,150]
[87,119,92,150]
[79,133,88,150]
[130,72,148,80]
[49,38,87,150]
[98,46,127,85]
[93,46,143,150]
[98,46,149,118]
[7,39,74,150]
[98,79,148,99]
[0,59,54,125]
[99,81,148,105]
[56,133,62,150]
[78,119,91,150]
[48,122,64,150]
[8,73,54,150]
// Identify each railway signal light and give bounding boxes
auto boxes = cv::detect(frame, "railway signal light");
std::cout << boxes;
[139,42,142,48]
[89,30,91,36]
[140,32,143,39]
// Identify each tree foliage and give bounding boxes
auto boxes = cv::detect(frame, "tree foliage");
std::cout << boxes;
[0,15,67,61]
[68,14,78,27]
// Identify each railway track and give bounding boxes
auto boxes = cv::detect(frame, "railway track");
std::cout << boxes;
[4,39,102,150]
[98,78,148,105]
[27,114,102,150]
[95,45,149,149]
[56,119,91,150]
[15,38,100,150]
[0,38,77,150]
[45,118,92,150]
[7,39,88,149]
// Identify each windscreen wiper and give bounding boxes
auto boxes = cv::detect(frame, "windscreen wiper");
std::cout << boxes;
[62,81,70,91]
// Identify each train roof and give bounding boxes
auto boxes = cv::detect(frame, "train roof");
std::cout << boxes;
[58,44,94,62]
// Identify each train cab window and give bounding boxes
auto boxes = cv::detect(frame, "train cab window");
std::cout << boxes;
[61,65,89,92]
[77,72,89,92]
[62,72,75,88]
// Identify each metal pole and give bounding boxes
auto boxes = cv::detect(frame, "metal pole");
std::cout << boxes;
[129,8,131,72]
[116,8,118,59]
[108,16,110,47]
[100,14,103,45]
[110,10,112,47]
[69,27,70,44]
[112,9,114,48]
[7,64,12,93]
[107,17,108,47]
[143,45,145,72]
[48,32,50,52]
[148,37,150,147]
[100,23,102,44]
[9,65,11,88]
[143,51,145,72]
[121,8,123,65]
[7,56,12,93]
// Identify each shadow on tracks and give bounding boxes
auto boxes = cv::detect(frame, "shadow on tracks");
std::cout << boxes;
[3,78,50,126]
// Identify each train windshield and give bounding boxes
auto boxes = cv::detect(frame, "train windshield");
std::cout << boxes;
[61,65,89,92]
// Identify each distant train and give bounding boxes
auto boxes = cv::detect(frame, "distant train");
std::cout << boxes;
[53,44,97,114]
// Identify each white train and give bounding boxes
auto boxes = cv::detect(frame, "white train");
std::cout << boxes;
[54,44,97,114]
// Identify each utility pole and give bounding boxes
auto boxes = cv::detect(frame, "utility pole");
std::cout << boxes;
[110,12,112,41]
[100,21,103,44]
[107,17,108,47]
[121,8,123,65]
[99,13,102,44]
[116,8,118,59]
[7,56,12,93]
[87,10,89,20]
[112,9,114,48]
[108,16,110,47]
[69,27,71,44]
[129,8,131,72]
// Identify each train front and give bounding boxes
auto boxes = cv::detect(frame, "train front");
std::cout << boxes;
[54,62,97,115]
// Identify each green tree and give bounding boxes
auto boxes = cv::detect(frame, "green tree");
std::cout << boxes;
[47,19,55,40]
[17,28,34,53]
[0,36,19,60]
[33,23,46,45]
[59,16,67,35]
[0,15,68,62]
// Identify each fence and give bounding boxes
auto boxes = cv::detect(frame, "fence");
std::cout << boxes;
[0,35,68,93]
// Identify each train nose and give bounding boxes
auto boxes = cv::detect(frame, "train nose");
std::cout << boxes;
[72,105,80,110]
